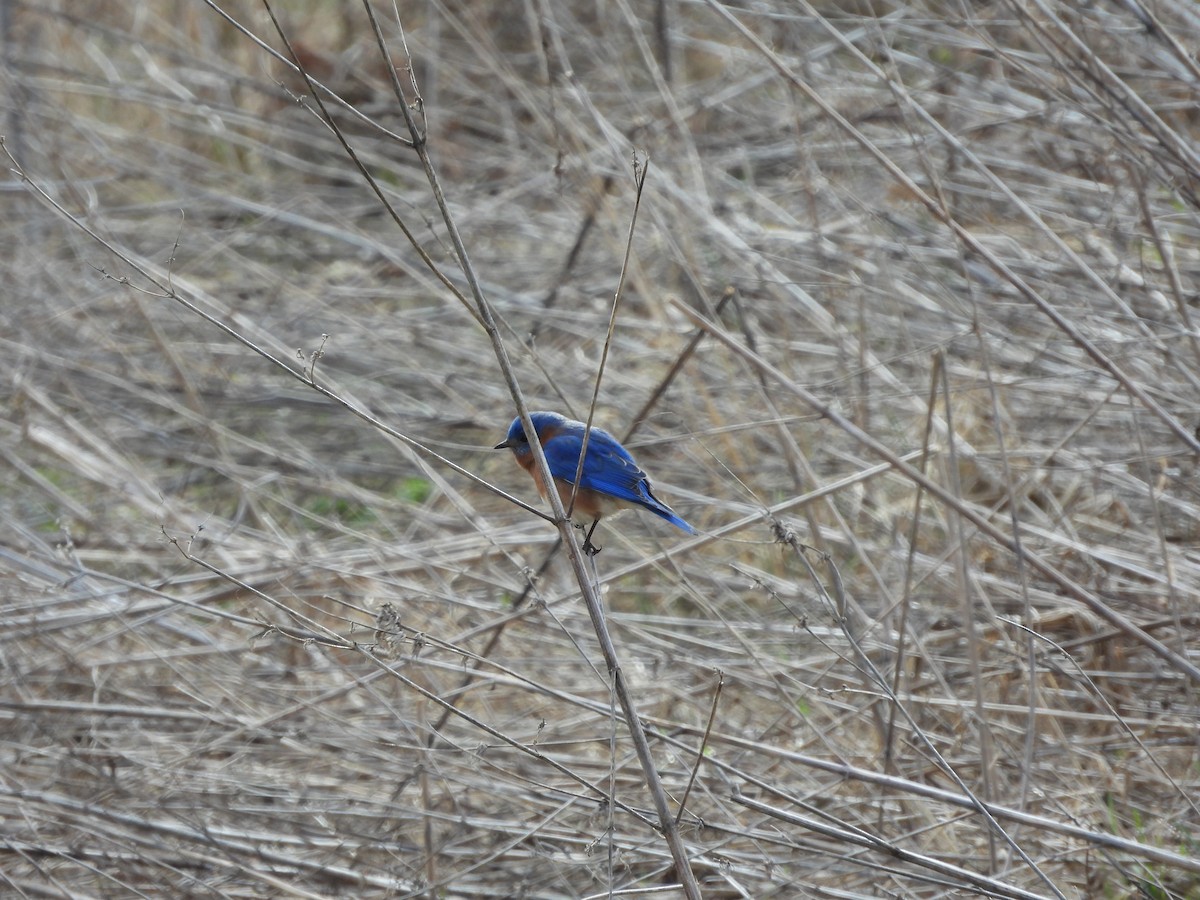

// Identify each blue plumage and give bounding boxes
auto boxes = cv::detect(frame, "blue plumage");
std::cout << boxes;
[495,411,696,536]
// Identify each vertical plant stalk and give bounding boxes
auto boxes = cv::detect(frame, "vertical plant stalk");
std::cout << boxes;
[569,157,649,515]
[268,2,704,893]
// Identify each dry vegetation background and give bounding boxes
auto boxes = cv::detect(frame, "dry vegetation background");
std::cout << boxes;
[2,0,1200,897]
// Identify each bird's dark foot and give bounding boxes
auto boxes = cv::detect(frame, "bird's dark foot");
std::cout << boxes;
[580,519,602,556]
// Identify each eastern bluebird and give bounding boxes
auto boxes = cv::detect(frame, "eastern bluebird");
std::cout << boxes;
[494,411,696,552]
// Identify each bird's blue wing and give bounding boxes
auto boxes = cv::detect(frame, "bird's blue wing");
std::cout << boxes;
[542,429,645,501]
[579,434,650,503]
[542,428,696,533]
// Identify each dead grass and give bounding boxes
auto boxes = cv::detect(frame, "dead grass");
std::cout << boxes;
[2,0,1199,896]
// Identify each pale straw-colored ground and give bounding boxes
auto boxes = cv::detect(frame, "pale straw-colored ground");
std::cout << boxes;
[2,1,1198,896]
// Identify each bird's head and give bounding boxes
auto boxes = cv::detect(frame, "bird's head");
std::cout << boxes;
[494,411,566,457]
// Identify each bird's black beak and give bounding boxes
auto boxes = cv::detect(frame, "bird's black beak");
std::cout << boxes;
[493,439,512,450]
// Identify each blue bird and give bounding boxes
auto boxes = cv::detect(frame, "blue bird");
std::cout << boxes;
[495,411,696,551]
